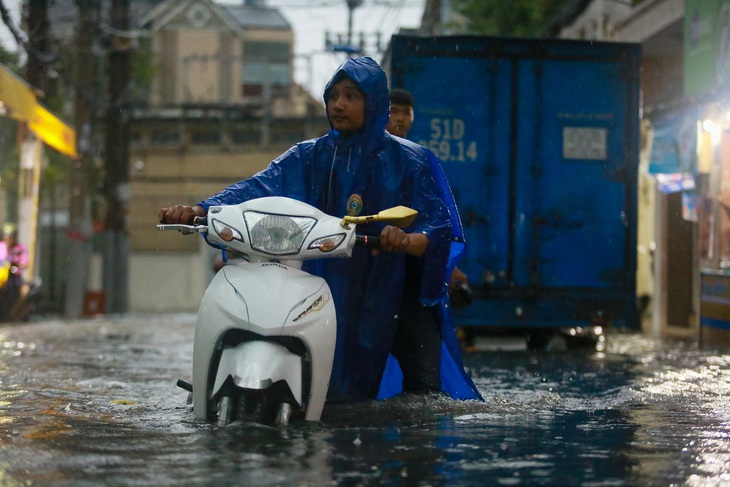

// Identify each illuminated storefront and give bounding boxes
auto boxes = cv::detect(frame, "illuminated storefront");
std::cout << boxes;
[681,0,730,345]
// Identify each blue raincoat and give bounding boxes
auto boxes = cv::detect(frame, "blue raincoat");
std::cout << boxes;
[198,57,482,402]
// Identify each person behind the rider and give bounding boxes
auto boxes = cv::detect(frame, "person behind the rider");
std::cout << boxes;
[158,57,481,403]
[385,88,472,306]
[386,88,414,138]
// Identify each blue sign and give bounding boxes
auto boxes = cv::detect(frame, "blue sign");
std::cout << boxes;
[649,109,698,174]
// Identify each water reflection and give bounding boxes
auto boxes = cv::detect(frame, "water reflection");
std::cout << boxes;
[624,340,730,486]
[0,316,730,485]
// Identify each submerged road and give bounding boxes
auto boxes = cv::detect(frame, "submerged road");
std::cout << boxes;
[1,313,730,486]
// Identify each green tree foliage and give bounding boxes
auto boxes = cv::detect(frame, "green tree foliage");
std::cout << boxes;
[131,38,157,108]
[0,47,20,216]
[0,48,19,72]
[455,0,576,37]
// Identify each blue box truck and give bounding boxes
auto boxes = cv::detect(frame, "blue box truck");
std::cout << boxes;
[387,35,642,349]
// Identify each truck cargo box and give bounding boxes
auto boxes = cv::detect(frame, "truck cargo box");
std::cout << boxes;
[388,35,641,334]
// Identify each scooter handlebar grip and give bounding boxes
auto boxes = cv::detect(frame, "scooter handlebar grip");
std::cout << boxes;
[355,235,380,248]
[193,216,208,225]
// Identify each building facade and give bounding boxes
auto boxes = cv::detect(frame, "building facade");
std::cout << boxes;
[125,0,328,312]
[34,0,329,313]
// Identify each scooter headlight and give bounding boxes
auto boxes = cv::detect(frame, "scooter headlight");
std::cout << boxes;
[244,211,316,255]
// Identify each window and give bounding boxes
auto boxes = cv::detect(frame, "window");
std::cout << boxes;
[150,130,182,146]
[190,130,221,145]
[242,41,291,91]
[231,127,260,145]
[244,41,289,63]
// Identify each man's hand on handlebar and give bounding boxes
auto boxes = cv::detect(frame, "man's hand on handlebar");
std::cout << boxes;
[158,205,207,224]
[378,225,428,257]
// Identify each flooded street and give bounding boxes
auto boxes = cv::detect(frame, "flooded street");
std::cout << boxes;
[1,314,730,486]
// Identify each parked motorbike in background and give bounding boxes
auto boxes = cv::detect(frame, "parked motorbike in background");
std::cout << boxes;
[158,196,417,427]
[0,260,41,323]
[12,279,42,322]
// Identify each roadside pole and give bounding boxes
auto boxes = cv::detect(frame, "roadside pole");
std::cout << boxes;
[102,0,132,314]
[64,0,96,318]
[16,133,43,281]
[19,0,50,283]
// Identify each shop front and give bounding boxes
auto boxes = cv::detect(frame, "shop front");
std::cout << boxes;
[683,0,730,346]
[698,114,730,346]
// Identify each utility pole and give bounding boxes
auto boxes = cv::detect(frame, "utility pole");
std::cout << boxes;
[64,0,97,318]
[102,0,131,314]
[346,0,363,56]
[326,1,379,56]
[26,0,50,91]
[18,0,51,283]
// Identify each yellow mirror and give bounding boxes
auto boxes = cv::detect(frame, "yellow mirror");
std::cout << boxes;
[341,206,418,228]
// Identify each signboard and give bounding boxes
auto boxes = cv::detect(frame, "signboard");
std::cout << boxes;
[563,127,607,160]
[0,63,77,158]
[648,109,698,174]
[684,0,730,96]
[700,272,730,348]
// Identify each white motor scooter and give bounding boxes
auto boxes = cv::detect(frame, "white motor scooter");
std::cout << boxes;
[158,196,416,426]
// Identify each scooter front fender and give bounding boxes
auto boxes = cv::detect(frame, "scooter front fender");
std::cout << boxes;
[212,341,303,405]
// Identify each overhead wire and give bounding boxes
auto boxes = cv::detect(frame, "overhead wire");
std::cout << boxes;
[0,0,56,65]
[265,0,423,8]
[373,0,412,46]
[265,0,342,7]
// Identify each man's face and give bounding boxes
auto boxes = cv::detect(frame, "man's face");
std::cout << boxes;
[386,103,414,138]
[326,78,365,137]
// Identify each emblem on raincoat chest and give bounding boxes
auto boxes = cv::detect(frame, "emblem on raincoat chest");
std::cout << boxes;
[347,194,363,216]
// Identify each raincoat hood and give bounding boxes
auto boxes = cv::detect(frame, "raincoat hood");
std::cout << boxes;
[323,57,390,154]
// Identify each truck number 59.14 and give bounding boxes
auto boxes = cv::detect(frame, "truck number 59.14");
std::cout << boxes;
[419,117,478,163]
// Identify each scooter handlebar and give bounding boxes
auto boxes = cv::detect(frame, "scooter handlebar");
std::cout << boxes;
[355,235,380,248]
[156,216,207,234]
[156,223,206,234]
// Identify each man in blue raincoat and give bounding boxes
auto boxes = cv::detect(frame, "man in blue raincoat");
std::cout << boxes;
[159,56,482,404]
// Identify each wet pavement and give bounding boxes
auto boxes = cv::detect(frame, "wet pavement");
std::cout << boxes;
[1,313,730,486]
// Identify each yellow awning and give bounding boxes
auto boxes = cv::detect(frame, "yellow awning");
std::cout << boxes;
[0,63,78,158]
[29,103,78,159]
[0,63,37,122]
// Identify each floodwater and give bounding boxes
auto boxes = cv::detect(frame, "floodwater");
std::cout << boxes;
[1,314,729,486]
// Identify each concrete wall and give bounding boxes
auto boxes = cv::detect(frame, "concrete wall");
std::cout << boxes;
[129,248,210,312]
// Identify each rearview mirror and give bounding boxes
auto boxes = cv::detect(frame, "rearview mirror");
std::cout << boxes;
[341,206,418,228]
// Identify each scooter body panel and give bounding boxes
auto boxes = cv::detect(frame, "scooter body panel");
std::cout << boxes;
[193,261,337,421]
